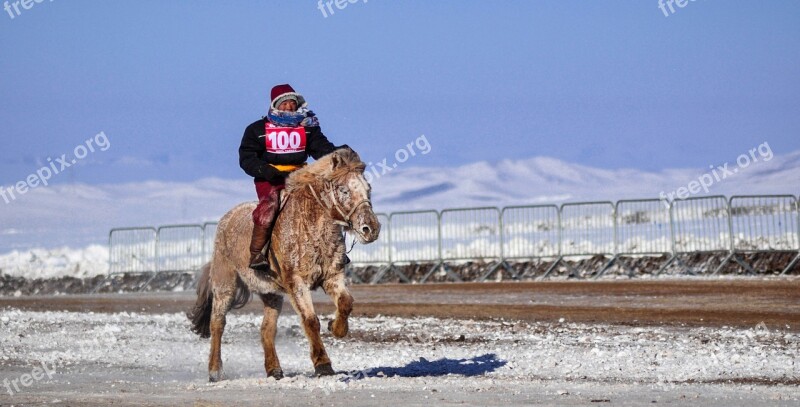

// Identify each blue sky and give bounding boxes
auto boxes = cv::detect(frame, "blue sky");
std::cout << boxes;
[1,0,799,186]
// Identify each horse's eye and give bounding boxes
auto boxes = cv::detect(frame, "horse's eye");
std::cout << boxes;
[339,187,349,195]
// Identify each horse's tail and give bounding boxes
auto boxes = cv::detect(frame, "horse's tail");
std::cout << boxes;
[188,263,213,338]
[231,275,251,310]
[188,262,252,338]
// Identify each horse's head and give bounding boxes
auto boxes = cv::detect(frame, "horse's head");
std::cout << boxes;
[288,147,381,244]
[325,148,381,243]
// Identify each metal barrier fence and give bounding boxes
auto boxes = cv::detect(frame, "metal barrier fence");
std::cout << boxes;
[347,213,390,283]
[156,225,204,274]
[668,196,732,275]
[108,227,157,275]
[105,194,800,283]
[614,199,673,276]
[501,205,560,260]
[386,210,443,282]
[549,202,616,278]
[500,205,560,279]
[202,222,218,263]
[98,223,216,292]
[730,195,798,251]
[348,213,391,265]
[616,199,672,256]
[440,207,502,281]
[728,195,799,275]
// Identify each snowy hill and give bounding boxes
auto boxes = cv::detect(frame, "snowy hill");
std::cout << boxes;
[2,150,799,275]
[371,151,800,210]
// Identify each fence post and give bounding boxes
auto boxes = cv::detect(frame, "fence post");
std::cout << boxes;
[788,195,800,275]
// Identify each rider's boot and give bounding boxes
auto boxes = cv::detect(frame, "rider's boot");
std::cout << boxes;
[249,223,270,271]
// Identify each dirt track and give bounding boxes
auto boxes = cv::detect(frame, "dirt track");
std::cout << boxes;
[2,278,798,331]
[2,278,799,406]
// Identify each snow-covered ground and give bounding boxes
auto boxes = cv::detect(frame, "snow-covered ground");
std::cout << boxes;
[0,309,797,405]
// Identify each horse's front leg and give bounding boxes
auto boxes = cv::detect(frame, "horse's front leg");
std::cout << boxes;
[259,293,284,380]
[208,289,235,382]
[323,273,353,338]
[287,277,335,376]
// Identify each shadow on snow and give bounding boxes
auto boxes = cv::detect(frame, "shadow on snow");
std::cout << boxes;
[341,353,506,382]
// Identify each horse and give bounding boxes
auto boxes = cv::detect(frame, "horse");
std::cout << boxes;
[188,147,381,382]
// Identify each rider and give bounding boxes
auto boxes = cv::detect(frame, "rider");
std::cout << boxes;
[239,84,340,271]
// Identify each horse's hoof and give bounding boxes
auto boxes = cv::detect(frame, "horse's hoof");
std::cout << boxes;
[314,363,336,377]
[268,369,284,380]
[328,319,349,338]
[209,370,224,382]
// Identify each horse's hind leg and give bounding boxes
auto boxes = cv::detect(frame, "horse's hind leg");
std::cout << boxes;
[323,274,353,338]
[208,288,235,382]
[287,278,335,376]
[259,293,284,379]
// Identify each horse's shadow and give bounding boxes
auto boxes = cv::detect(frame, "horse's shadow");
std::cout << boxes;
[340,353,506,382]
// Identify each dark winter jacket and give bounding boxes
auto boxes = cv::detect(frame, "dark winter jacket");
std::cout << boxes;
[239,118,336,183]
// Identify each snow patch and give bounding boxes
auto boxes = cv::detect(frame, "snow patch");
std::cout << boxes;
[0,245,109,279]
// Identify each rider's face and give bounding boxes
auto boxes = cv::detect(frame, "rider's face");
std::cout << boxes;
[278,99,298,112]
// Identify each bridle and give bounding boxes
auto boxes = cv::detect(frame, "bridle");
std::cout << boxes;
[306,183,372,230]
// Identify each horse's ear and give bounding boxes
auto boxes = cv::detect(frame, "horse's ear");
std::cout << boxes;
[329,151,342,170]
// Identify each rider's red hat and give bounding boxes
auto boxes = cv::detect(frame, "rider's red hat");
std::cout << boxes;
[270,84,307,110]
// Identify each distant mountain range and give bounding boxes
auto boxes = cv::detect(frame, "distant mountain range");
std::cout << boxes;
[2,150,799,252]
[369,149,800,210]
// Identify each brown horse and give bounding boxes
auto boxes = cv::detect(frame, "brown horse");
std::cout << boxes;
[188,147,381,381]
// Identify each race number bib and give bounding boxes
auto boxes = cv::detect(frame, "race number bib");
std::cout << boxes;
[264,124,307,154]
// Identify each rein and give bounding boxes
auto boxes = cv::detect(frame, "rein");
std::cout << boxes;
[306,183,372,229]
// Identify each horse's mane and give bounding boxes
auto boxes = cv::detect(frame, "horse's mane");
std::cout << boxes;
[285,147,366,194]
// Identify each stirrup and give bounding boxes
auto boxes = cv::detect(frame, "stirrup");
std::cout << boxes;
[250,262,270,272]
[249,253,270,271]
